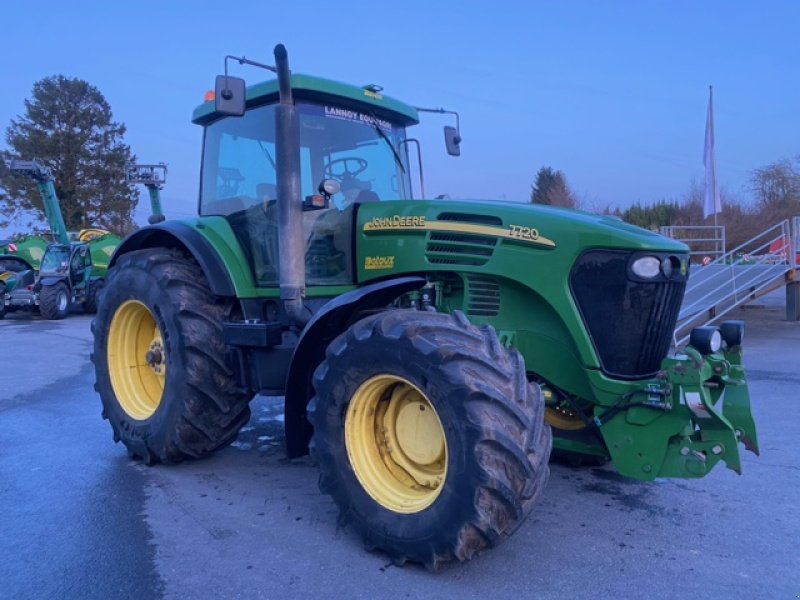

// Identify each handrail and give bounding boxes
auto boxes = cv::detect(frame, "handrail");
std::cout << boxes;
[661,225,726,261]
[673,218,797,346]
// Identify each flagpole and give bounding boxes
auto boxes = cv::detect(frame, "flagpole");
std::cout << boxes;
[703,85,721,237]
[711,86,718,232]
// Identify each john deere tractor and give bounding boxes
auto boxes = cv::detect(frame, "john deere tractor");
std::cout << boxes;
[92,45,758,569]
[1,160,120,319]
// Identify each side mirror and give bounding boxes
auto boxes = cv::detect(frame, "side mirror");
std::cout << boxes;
[444,126,461,157]
[214,75,246,116]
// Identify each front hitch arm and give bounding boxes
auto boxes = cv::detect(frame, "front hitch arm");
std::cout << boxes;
[598,345,759,481]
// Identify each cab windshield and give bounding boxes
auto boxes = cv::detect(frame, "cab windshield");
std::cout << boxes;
[40,246,70,274]
[200,101,412,215]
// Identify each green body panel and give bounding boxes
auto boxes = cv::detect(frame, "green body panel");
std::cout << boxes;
[152,216,357,299]
[87,234,121,278]
[355,199,684,378]
[0,236,49,270]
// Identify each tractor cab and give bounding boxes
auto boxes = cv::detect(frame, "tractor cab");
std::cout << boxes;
[39,243,92,282]
[193,67,444,287]
[195,81,418,287]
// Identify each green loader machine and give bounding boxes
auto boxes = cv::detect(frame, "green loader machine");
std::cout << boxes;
[1,159,120,319]
[0,236,49,270]
[92,45,759,569]
[0,236,49,319]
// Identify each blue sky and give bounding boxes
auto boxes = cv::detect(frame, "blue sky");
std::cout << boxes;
[1,1,798,227]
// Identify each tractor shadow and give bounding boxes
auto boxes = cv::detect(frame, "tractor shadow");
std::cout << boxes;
[209,395,693,577]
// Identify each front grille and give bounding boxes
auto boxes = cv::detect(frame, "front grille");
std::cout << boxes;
[570,250,687,379]
[465,275,501,317]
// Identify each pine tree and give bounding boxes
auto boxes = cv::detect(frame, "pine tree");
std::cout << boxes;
[530,166,577,208]
[1,76,137,234]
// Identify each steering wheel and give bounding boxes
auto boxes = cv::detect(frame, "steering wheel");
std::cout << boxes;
[324,157,368,181]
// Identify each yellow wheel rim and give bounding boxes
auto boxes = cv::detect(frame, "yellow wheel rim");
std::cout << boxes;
[545,406,589,431]
[107,300,166,420]
[345,375,448,514]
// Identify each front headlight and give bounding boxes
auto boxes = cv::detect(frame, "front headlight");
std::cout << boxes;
[690,326,722,354]
[631,256,661,279]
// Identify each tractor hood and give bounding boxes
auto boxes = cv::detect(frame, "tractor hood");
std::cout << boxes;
[357,198,688,258]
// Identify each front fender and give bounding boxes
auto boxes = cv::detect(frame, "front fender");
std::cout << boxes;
[111,221,239,297]
[284,276,426,457]
[38,276,67,288]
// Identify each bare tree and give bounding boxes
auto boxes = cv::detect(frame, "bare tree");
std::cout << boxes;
[750,158,800,222]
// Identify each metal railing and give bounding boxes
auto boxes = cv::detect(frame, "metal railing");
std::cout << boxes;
[673,217,798,345]
[660,225,726,262]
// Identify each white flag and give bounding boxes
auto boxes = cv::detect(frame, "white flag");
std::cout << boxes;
[703,86,721,219]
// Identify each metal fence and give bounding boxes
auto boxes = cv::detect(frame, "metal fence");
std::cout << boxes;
[660,225,726,263]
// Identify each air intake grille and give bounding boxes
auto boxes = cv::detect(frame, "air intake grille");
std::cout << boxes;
[426,233,496,266]
[466,275,501,317]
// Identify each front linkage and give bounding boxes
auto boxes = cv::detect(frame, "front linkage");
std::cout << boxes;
[597,320,759,480]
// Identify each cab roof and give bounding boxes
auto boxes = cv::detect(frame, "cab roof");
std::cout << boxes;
[192,73,420,127]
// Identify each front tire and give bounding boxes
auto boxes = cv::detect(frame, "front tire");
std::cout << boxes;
[39,282,70,319]
[309,310,551,569]
[92,248,251,464]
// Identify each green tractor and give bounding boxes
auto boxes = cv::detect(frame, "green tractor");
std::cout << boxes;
[92,45,758,569]
[1,160,120,319]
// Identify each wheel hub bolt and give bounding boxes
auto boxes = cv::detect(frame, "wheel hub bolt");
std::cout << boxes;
[146,349,163,366]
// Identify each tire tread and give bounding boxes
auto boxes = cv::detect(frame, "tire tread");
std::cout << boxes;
[93,248,250,464]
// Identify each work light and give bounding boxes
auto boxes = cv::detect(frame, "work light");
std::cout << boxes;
[689,326,722,355]
[719,320,745,347]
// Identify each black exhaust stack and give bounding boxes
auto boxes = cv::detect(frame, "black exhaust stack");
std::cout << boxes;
[274,44,309,327]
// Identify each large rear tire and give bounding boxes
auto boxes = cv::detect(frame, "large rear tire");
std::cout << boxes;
[39,282,70,320]
[309,310,551,569]
[92,248,251,464]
